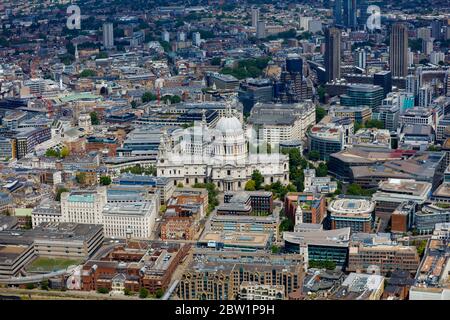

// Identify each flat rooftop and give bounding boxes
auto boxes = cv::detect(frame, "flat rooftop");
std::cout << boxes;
[0,244,31,265]
[283,228,351,248]
[328,198,375,216]
[200,231,270,248]
[378,179,432,197]
[0,222,102,245]
[103,201,155,216]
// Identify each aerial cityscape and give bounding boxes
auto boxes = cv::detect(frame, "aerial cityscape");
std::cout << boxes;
[0,0,450,302]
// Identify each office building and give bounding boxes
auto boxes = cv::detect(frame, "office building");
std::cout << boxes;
[102,22,114,49]
[418,85,434,108]
[340,84,384,112]
[247,101,316,146]
[114,173,175,204]
[332,273,384,300]
[373,71,392,98]
[414,204,450,234]
[334,0,343,25]
[350,128,391,149]
[256,20,266,39]
[391,201,417,233]
[324,27,341,83]
[192,32,201,46]
[177,253,304,300]
[357,152,446,190]
[14,127,52,159]
[161,30,170,42]
[308,118,352,161]
[348,235,420,274]
[209,213,279,241]
[239,282,284,300]
[276,54,313,103]
[431,20,443,40]
[102,200,158,239]
[343,0,357,29]
[221,191,273,216]
[389,23,408,78]
[284,193,327,225]
[238,79,273,114]
[206,72,240,90]
[31,198,62,227]
[283,228,351,267]
[373,105,399,132]
[328,197,375,233]
[354,48,367,69]
[81,241,189,294]
[409,238,450,300]
[61,188,107,225]
[251,7,260,28]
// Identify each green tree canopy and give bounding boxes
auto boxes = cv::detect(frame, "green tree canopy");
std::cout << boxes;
[90,112,100,125]
[139,287,149,299]
[245,180,256,191]
[80,69,97,78]
[142,92,157,103]
[308,150,320,161]
[316,106,326,123]
[251,170,264,190]
[100,176,112,186]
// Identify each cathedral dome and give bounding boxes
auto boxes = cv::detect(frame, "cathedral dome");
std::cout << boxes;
[215,116,242,133]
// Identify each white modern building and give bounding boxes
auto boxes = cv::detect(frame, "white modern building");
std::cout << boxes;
[31,199,62,227]
[61,188,107,225]
[102,201,157,239]
[60,187,158,239]
[247,102,316,147]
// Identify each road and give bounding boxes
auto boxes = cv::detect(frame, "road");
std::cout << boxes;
[163,248,194,300]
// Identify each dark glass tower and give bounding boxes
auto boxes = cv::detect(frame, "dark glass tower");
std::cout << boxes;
[324,27,342,83]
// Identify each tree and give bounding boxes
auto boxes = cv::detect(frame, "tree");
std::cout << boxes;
[308,150,320,161]
[309,260,336,270]
[26,283,36,290]
[139,287,149,299]
[316,107,326,123]
[97,287,109,294]
[279,218,294,232]
[142,92,157,103]
[124,288,131,296]
[211,57,221,66]
[155,288,164,299]
[90,112,100,125]
[251,170,264,190]
[193,182,219,214]
[60,146,70,158]
[100,176,112,186]
[76,172,87,185]
[80,69,97,78]
[40,280,49,291]
[346,183,375,197]
[55,187,69,202]
[96,52,108,59]
[365,119,384,129]
[271,245,280,254]
[159,205,167,214]
[245,180,256,191]
[131,101,137,108]
[45,148,60,158]
[24,215,32,230]
[316,163,328,177]
[177,182,184,188]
